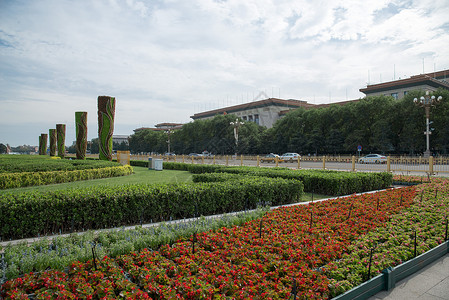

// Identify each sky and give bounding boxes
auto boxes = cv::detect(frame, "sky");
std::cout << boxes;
[1,0,449,147]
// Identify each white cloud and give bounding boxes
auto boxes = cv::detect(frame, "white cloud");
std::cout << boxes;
[0,0,448,146]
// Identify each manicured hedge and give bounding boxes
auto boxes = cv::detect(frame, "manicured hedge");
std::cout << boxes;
[0,155,119,173]
[0,165,133,189]
[130,160,149,167]
[0,176,302,240]
[192,172,243,183]
[164,163,393,196]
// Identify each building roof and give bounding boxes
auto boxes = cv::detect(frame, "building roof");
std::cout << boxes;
[278,99,360,116]
[133,126,183,133]
[310,99,361,109]
[155,122,184,127]
[190,98,311,119]
[360,69,449,95]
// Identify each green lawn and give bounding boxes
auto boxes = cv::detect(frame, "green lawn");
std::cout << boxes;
[1,166,331,202]
[301,192,330,202]
[0,167,193,195]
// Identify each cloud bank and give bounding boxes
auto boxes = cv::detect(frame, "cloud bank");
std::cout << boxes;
[1,0,448,145]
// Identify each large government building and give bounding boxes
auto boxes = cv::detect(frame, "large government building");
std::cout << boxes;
[190,98,315,128]
[360,69,449,99]
[189,69,449,129]
[134,69,449,132]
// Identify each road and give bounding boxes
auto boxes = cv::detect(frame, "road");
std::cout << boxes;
[174,157,448,176]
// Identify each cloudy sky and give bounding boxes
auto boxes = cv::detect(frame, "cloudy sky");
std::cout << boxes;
[1,0,449,146]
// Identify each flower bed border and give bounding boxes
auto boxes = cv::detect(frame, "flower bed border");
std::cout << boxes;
[332,240,449,300]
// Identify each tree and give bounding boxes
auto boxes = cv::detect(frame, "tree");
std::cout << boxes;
[430,88,449,155]
[128,129,165,154]
[113,141,129,151]
[0,143,7,154]
[89,138,99,154]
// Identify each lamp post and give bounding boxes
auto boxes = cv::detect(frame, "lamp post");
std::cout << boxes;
[165,129,173,154]
[413,91,442,158]
[230,118,244,157]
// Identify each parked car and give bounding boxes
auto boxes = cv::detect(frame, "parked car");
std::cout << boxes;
[201,151,213,157]
[358,154,387,164]
[188,153,201,157]
[260,153,284,163]
[279,152,301,162]
[164,152,176,156]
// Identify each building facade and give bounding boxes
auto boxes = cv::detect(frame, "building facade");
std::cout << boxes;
[360,69,449,99]
[190,98,314,128]
[134,123,184,133]
[112,135,129,145]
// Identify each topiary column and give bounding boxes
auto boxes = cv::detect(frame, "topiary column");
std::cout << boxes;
[39,133,48,155]
[97,96,116,161]
[75,111,88,160]
[49,129,56,156]
[56,124,66,158]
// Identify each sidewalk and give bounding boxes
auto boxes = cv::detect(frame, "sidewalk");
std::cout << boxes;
[368,253,449,300]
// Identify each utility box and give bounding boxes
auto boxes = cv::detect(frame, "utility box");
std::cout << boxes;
[153,159,163,171]
[148,157,153,170]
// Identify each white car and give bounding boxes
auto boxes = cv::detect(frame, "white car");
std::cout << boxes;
[280,152,301,162]
[358,154,387,164]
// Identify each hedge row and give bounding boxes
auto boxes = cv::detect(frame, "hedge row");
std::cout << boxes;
[0,176,302,240]
[164,162,393,196]
[0,155,120,173]
[0,165,133,190]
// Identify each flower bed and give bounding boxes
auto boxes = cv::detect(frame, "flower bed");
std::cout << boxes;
[321,179,449,297]
[393,174,429,186]
[1,257,149,299]
[1,186,420,299]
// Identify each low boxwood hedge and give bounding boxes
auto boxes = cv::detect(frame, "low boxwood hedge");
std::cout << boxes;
[0,165,133,189]
[0,155,119,173]
[0,176,302,240]
[164,163,393,196]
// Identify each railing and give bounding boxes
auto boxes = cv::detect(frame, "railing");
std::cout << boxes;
[332,241,449,300]
[75,154,449,175]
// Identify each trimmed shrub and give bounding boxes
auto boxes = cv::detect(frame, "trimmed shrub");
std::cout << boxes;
[0,176,302,240]
[0,165,133,189]
[164,163,393,195]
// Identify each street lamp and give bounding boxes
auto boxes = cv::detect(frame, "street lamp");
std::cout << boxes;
[413,91,442,158]
[165,129,173,154]
[230,118,244,156]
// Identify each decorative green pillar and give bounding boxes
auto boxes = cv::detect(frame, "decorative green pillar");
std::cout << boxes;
[49,129,56,156]
[39,134,48,155]
[75,111,88,160]
[97,96,116,161]
[56,124,66,158]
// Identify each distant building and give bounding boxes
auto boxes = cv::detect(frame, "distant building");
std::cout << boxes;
[360,69,449,99]
[190,98,313,128]
[112,135,129,145]
[133,123,184,133]
[155,123,184,130]
[278,99,361,117]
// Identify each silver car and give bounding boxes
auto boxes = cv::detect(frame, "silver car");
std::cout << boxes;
[358,154,387,164]
[280,152,301,162]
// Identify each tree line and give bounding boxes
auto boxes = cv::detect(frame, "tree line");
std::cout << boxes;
[103,89,449,156]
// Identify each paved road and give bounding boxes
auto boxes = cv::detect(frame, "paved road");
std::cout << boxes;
[178,158,449,176]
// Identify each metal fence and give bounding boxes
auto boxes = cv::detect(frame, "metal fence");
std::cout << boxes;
[79,153,449,175]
